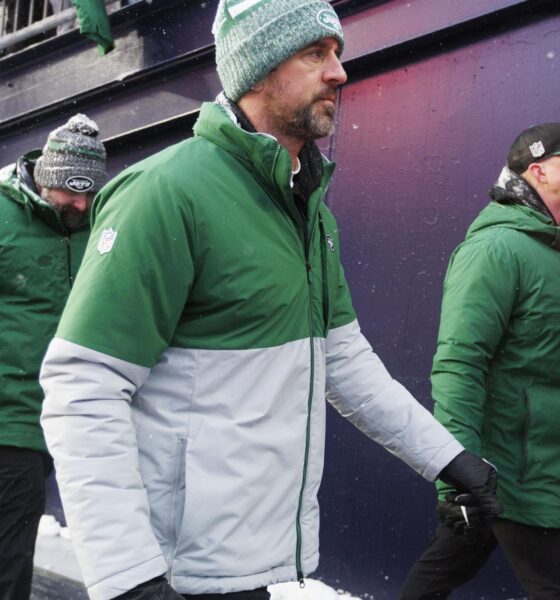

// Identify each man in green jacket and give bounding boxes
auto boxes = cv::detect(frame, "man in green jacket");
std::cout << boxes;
[400,123,560,599]
[40,2,500,600]
[0,113,107,600]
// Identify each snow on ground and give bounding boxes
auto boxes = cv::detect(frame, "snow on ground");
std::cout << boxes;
[269,579,362,600]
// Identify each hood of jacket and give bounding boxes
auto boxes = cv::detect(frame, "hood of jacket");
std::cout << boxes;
[0,150,43,208]
[467,199,560,251]
[0,150,84,235]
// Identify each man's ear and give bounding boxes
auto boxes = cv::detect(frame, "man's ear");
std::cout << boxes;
[527,162,547,183]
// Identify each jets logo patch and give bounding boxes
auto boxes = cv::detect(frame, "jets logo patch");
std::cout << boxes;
[66,176,94,193]
[317,9,342,33]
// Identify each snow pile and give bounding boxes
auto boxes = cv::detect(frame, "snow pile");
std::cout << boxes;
[269,579,362,600]
[37,514,71,540]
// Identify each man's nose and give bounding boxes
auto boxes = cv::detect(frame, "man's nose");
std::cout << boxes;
[72,194,89,213]
[324,53,348,87]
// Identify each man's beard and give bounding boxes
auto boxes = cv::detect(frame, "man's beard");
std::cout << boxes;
[57,204,88,231]
[41,189,88,231]
[267,89,338,142]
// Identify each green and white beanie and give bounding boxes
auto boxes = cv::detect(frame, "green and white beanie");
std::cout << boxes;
[34,113,108,194]
[213,0,344,102]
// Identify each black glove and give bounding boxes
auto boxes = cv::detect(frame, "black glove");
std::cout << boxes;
[438,450,502,517]
[437,497,494,545]
[113,576,184,600]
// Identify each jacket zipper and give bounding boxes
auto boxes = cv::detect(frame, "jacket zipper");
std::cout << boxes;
[274,148,326,584]
[294,206,315,588]
[519,390,531,483]
[65,236,73,287]
[58,203,73,288]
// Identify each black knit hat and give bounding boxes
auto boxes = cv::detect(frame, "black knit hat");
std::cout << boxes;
[34,114,107,194]
[507,122,560,175]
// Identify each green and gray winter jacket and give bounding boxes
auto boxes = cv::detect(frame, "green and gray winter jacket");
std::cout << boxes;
[40,102,463,600]
[0,153,88,453]
[434,198,560,527]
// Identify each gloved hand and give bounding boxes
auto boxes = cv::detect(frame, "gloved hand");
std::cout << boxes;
[437,497,494,544]
[438,450,502,517]
[113,575,184,600]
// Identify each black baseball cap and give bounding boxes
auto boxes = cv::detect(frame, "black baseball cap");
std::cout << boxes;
[507,122,560,174]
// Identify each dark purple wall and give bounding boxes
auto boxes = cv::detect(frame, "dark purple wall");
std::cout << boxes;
[2,0,559,597]
[317,6,559,598]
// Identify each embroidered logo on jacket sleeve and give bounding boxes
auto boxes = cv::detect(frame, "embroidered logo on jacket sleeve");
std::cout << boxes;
[97,228,118,254]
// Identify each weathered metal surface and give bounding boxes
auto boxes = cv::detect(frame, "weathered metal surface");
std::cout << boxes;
[342,0,549,62]
[1,0,555,154]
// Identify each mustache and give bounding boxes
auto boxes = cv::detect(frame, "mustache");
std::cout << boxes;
[312,87,339,104]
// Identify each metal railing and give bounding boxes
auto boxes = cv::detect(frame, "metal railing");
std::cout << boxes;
[0,0,128,54]
[1,0,54,36]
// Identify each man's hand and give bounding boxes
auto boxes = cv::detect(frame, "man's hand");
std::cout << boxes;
[438,450,502,517]
[113,576,184,600]
[437,498,494,544]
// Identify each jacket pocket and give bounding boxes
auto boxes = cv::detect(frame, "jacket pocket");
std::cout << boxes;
[167,436,187,569]
[519,385,560,485]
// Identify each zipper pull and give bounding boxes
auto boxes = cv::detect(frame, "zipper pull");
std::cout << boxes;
[306,260,312,283]
[298,575,305,589]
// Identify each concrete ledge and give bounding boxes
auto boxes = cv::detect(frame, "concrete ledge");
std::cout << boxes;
[31,567,87,600]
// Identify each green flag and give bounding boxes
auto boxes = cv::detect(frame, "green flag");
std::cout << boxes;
[70,0,115,55]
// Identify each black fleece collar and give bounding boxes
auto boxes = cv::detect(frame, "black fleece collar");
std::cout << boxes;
[224,96,324,204]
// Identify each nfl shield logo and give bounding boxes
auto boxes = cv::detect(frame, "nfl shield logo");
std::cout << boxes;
[97,228,118,255]
[529,141,545,158]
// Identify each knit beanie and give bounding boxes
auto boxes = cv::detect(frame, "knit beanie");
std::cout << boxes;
[213,0,344,102]
[34,114,108,194]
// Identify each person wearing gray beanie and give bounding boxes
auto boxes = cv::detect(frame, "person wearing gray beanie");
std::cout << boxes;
[0,113,106,600]
[35,113,107,195]
[211,0,348,172]
[38,5,497,600]
[213,0,345,102]
[32,113,107,230]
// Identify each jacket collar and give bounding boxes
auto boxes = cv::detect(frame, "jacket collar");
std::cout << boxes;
[193,100,335,222]
[490,166,554,222]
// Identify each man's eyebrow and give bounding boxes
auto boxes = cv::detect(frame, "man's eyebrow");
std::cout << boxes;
[303,39,341,54]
